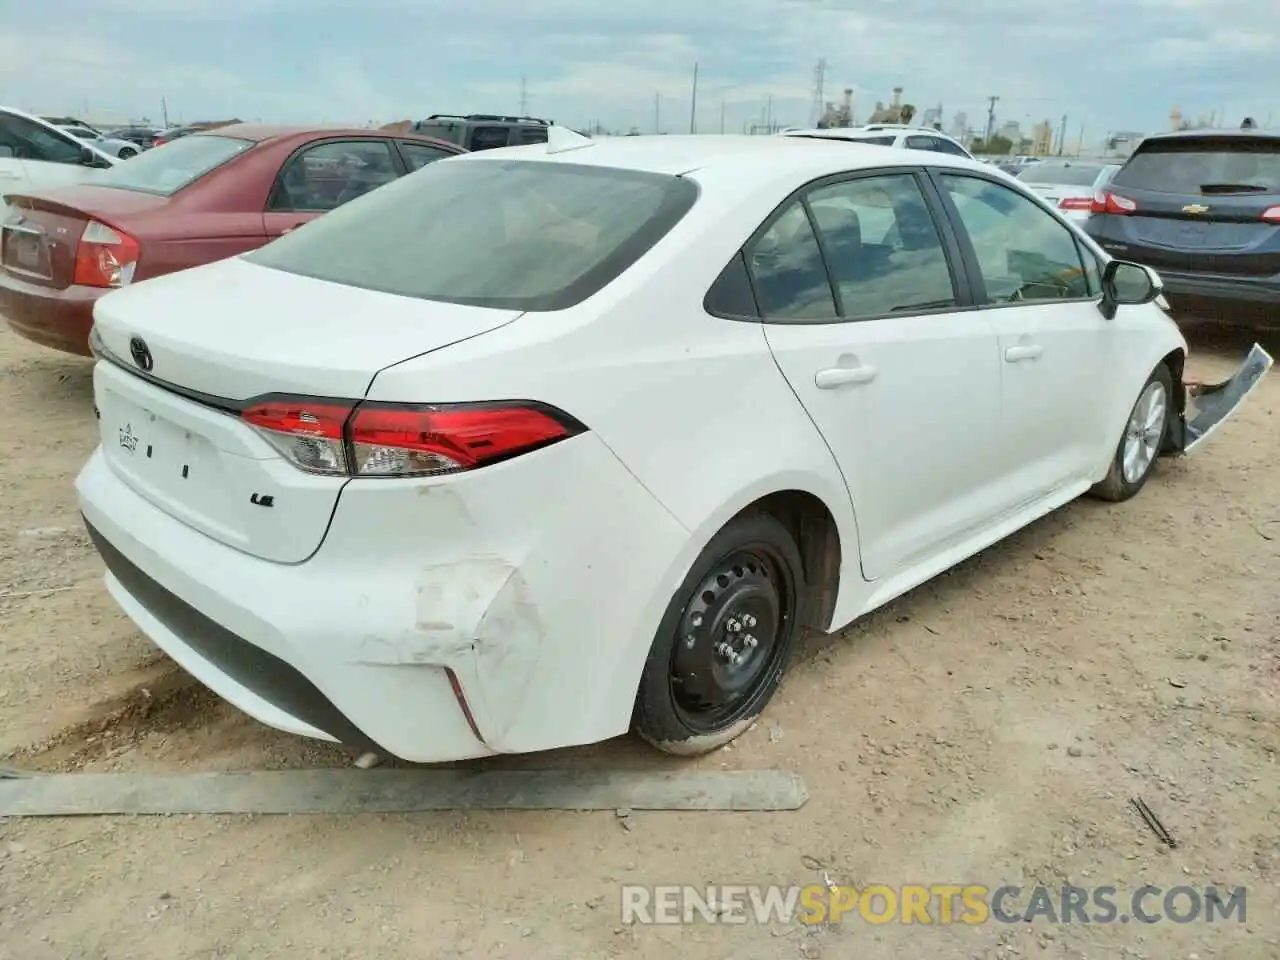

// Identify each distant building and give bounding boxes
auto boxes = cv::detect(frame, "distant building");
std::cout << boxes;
[818,88,855,128]
[1031,120,1053,155]
[998,120,1021,143]
[949,111,968,140]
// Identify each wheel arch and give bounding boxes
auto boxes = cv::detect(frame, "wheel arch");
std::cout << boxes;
[675,473,859,635]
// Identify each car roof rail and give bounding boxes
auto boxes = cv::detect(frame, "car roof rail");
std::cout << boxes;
[424,113,552,126]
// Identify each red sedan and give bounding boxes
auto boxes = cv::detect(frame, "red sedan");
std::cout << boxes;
[0,124,465,356]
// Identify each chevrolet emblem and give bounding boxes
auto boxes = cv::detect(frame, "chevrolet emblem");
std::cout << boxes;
[1182,203,1210,214]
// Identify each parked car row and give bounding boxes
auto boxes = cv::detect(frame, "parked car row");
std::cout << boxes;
[0,117,464,353]
[4,122,1260,764]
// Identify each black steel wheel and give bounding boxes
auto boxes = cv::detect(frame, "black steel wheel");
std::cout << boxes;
[633,512,803,755]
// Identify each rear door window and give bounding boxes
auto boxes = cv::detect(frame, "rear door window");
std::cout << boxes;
[518,127,549,144]
[468,126,510,150]
[398,141,455,170]
[806,173,958,318]
[269,140,399,212]
[1112,137,1280,195]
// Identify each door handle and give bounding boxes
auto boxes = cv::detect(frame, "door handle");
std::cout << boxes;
[815,364,877,388]
[1004,344,1043,362]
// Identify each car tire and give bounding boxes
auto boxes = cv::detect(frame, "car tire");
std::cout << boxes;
[118,147,137,159]
[632,511,803,756]
[1089,363,1174,503]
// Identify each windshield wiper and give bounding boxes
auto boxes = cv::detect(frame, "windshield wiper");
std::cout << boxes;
[1199,182,1268,194]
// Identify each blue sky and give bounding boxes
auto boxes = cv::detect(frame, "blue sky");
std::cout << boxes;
[3,0,1277,144]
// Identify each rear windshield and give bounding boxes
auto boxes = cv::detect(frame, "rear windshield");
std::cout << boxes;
[246,158,699,311]
[1017,163,1105,186]
[1111,137,1280,195]
[94,134,253,196]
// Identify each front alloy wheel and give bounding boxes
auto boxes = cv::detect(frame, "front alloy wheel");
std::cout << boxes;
[1090,362,1174,502]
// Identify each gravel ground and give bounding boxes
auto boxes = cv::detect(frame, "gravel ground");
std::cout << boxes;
[0,320,1278,960]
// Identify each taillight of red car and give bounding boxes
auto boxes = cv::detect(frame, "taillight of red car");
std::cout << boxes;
[1090,190,1137,215]
[1261,205,1280,223]
[239,398,585,478]
[1058,196,1093,212]
[73,221,141,288]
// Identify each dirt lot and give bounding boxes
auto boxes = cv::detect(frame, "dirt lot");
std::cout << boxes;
[1,321,1278,960]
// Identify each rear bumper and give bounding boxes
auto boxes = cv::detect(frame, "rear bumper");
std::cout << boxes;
[1156,268,1280,307]
[0,272,101,356]
[75,426,692,763]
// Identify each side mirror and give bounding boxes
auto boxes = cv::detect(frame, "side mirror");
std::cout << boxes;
[79,145,98,165]
[1098,259,1162,320]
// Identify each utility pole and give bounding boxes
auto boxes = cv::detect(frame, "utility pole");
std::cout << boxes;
[984,95,999,145]
[765,93,774,132]
[1056,114,1068,156]
[689,62,699,134]
[810,57,827,127]
[161,96,169,128]
[720,99,726,134]
[519,77,528,115]
[654,92,661,134]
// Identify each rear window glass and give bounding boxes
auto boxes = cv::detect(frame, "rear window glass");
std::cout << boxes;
[1112,137,1280,195]
[1017,163,1105,186]
[94,135,253,196]
[246,158,699,311]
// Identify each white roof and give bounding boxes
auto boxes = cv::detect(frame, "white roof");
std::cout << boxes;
[462,132,987,190]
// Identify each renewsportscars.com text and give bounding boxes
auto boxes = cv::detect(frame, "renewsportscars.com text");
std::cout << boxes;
[620,884,1247,926]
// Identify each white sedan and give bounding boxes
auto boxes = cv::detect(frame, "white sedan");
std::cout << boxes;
[1015,159,1121,223]
[76,130,1271,763]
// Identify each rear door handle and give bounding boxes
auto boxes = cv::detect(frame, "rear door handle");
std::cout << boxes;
[1004,344,1043,362]
[815,364,877,388]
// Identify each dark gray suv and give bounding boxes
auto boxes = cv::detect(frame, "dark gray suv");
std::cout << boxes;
[411,114,550,152]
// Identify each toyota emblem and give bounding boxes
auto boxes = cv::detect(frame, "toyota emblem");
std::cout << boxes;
[129,336,153,372]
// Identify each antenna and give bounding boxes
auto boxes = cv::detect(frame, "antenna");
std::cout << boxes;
[689,62,699,134]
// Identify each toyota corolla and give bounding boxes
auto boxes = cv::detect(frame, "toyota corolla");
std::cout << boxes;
[76,130,1271,762]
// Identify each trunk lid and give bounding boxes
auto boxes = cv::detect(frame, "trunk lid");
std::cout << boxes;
[91,256,523,562]
[2,188,169,290]
[1103,134,1280,275]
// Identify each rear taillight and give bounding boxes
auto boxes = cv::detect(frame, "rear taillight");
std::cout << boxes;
[1262,205,1280,223]
[1090,190,1136,215]
[1058,196,1093,212]
[153,137,167,147]
[239,398,583,478]
[73,220,140,288]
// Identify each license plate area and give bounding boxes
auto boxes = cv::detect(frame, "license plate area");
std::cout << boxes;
[1,225,53,280]
[98,385,238,533]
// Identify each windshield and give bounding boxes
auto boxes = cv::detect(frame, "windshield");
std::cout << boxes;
[1017,163,1105,186]
[93,134,253,195]
[1111,137,1280,195]
[246,158,699,311]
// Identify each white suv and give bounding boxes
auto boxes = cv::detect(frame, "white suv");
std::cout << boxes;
[0,106,116,217]
[781,124,974,160]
